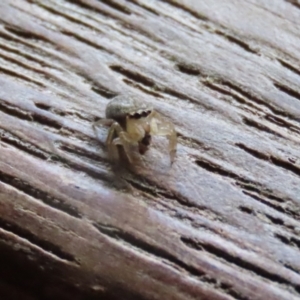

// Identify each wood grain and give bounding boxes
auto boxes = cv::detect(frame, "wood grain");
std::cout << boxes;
[0,0,300,299]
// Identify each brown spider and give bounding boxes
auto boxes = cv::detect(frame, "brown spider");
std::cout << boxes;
[93,94,177,164]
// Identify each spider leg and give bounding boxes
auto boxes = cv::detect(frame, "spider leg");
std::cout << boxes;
[109,122,137,163]
[92,118,119,161]
[112,137,131,163]
[106,123,121,162]
[150,111,177,164]
[92,118,114,139]
[93,118,114,128]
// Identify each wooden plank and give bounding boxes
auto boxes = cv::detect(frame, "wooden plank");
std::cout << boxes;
[0,0,300,299]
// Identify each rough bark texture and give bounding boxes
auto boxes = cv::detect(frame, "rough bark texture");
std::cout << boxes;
[0,0,300,299]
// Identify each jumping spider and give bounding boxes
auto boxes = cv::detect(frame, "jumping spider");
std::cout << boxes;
[93,95,177,164]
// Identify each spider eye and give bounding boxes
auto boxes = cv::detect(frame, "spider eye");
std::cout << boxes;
[129,110,152,119]
[143,110,152,117]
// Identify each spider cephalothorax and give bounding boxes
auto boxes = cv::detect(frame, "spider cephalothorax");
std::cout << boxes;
[94,95,177,164]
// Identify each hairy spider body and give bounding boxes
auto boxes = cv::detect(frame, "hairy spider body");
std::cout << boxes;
[94,95,177,164]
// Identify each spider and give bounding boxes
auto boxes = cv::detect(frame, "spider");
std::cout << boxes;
[93,94,177,164]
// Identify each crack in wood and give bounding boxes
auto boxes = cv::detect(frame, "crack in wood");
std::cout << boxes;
[0,217,78,264]
[274,233,300,264]
[181,236,300,294]
[201,80,300,139]
[194,156,300,221]
[235,143,270,161]
[241,190,300,221]
[34,102,95,122]
[64,0,121,20]
[0,64,44,87]
[204,79,300,125]
[0,34,60,69]
[0,99,33,122]
[0,131,120,191]
[123,78,163,98]
[126,0,160,16]
[0,99,94,145]
[284,263,300,276]
[0,129,49,160]
[127,177,224,224]
[236,142,300,178]
[110,65,156,88]
[214,30,258,54]
[91,85,118,99]
[274,82,300,102]
[158,0,208,22]
[177,132,205,147]
[202,79,262,111]
[0,25,64,73]
[162,200,223,223]
[265,114,300,135]
[125,176,206,211]
[134,0,206,37]
[34,1,103,32]
[0,27,27,44]
[239,205,300,237]
[112,64,204,108]
[58,142,108,165]
[275,232,300,249]
[31,112,63,130]
[238,206,254,215]
[195,158,239,179]
[51,148,117,186]
[264,213,285,226]
[58,126,98,144]
[60,29,112,54]
[0,99,62,130]
[62,0,162,44]
[242,117,287,139]
[285,0,300,10]
[100,0,132,15]
[0,48,50,78]
[145,1,258,60]
[195,157,279,202]
[4,25,50,44]
[94,222,205,276]
[236,181,285,203]
[64,0,98,12]
[0,170,82,219]
[93,222,248,299]
[277,58,300,77]
[176,63,202,76]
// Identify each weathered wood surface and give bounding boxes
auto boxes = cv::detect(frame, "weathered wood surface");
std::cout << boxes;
[0,0,300,299]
